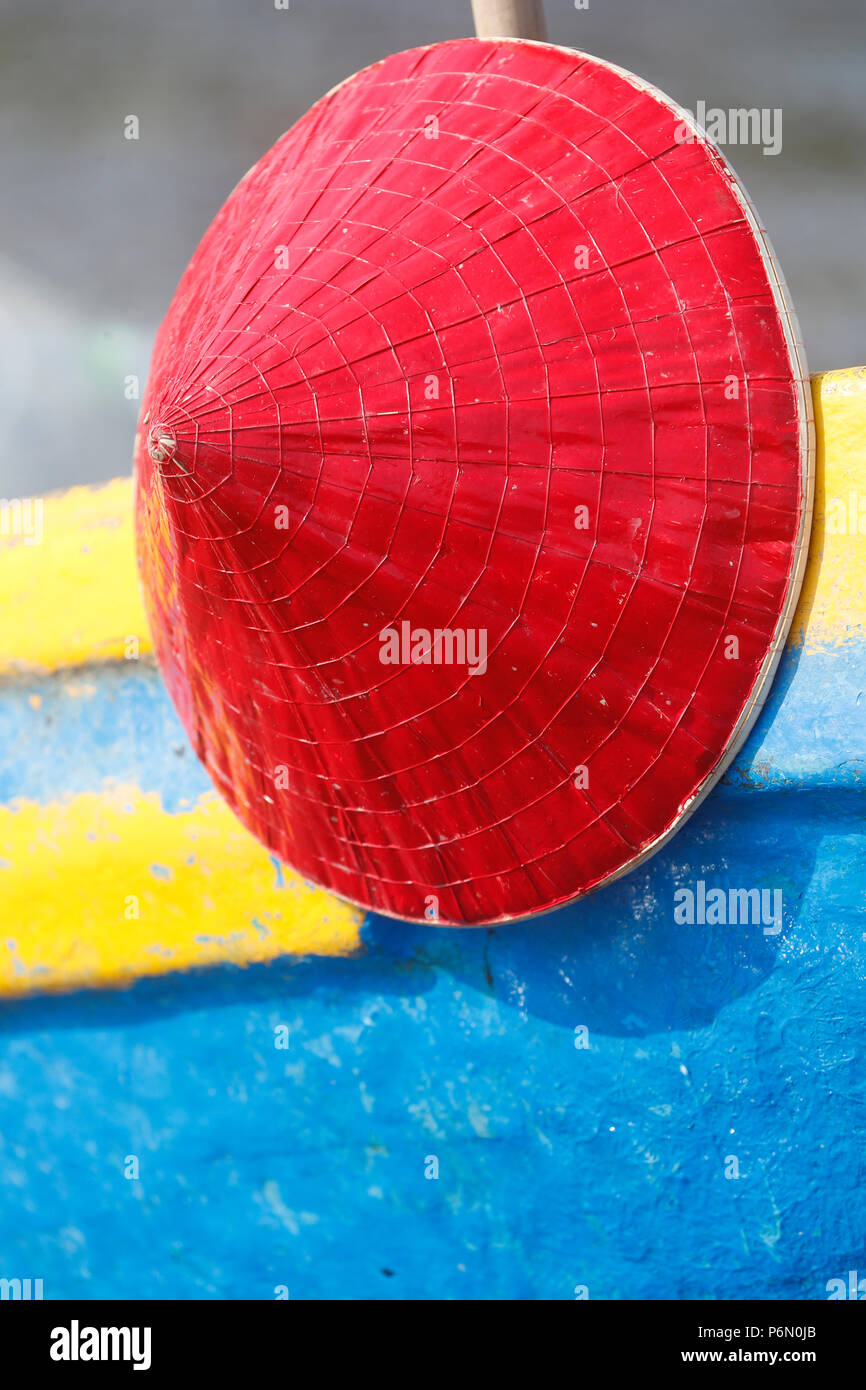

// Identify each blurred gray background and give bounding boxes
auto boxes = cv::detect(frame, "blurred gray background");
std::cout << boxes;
[1,0,863,496]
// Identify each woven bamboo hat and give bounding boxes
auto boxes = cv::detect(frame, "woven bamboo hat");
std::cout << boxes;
[135,39,812,925]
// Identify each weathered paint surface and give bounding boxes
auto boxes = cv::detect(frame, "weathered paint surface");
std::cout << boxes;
[0,478,150,674]
[0,784,359,995]
[0,368,863,1298]
[0,782,863,1299]
[0,668,362,994]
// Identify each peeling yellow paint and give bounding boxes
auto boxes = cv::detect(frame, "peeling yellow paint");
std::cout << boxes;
[0,478,150,674]
[791,367,866,650]
[0,786,362,997]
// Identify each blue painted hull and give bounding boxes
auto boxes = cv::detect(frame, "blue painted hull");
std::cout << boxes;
[1,645,863,1299]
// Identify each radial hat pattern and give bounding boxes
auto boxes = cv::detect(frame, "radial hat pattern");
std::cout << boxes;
[134,39,813,925]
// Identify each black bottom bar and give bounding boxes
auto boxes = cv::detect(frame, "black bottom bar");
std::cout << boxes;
[1,1297,861,1375]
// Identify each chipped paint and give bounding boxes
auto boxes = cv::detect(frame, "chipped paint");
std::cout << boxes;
[0,786,361,996]
[0,478,149,674]
[0,779,862,1299]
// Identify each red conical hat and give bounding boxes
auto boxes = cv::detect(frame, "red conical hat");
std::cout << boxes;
[135,39,812,925]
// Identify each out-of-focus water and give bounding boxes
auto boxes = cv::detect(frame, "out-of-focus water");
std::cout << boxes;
[1,0,863,495]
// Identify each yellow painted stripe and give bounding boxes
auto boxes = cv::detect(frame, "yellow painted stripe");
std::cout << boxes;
[790,366,866,650]
[0,786,362,997]
[0,477,150,674]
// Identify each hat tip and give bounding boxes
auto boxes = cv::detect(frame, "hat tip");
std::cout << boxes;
[147,422,184,471]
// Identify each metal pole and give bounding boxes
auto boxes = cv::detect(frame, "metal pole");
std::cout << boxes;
[471,0,548,41]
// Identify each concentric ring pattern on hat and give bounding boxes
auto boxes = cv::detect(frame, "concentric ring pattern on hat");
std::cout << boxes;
[134,39,813,925]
